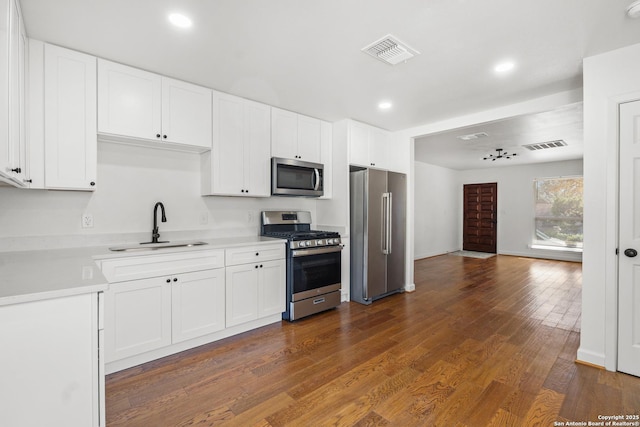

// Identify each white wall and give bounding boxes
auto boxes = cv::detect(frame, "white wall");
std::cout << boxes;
[458,159,583,262]
[393,89,583,298]
[412,159,583,262]
[579,42,640,370]
[0,141,317,251]
[413,161,459,259]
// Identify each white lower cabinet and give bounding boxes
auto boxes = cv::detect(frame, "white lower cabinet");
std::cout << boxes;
[0,293,103,427]
[171,269,225,343]
[105,276,172,362]
[226,259,285,327]
[101,243,285,372]
[225,263,259,326]
[105,268,224,362]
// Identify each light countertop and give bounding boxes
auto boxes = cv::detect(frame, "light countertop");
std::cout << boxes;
[0,235,284,307]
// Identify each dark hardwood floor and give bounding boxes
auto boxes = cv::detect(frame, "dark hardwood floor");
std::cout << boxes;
[106,254,640,426]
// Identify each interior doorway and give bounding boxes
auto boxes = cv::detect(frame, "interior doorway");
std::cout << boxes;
[463,182,497,253]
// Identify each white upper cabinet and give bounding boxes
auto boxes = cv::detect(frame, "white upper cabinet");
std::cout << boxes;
[202,91,270,197]
[271,107,322,163]
[348,121,370,167]
[44,44,97,190]
[161,77,212,150]
[97,60,161,141]
[348,120,395,171]
[97,59,212,152]
[0,0,27,187]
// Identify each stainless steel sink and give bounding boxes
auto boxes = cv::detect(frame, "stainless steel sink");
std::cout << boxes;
[108,241,208,252]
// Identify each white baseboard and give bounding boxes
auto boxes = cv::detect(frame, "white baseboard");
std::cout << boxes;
[405,283,416,292]
[498,249,582,263]
[414,249,459,260]
[576,347,606,368]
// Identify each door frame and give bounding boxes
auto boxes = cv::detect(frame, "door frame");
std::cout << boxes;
[615,98,640,376]
[462,182,498,253]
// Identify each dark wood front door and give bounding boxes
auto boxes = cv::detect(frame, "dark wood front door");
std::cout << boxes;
[463,183,497,253]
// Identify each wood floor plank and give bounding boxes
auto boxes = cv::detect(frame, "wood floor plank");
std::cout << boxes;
[105,254,640,426]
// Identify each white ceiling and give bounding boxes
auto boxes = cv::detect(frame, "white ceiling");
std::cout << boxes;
[414,102,584,170]
[19,0,640,134]
[18,1,640,170]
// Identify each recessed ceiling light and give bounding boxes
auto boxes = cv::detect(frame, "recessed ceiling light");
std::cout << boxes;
[494,61,515,74]
[168,13,192,28]
[378,102,392,110]
[628,0,640,18]
[457,132,489,141]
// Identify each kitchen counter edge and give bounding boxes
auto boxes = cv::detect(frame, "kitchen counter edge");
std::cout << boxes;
[0,236,285,307]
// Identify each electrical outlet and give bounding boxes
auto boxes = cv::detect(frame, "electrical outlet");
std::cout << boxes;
[81,213,93,228]
[199,212,209,225]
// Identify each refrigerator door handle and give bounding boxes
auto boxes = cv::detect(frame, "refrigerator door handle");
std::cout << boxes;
[382,192,391,255]
[387,192,393,254]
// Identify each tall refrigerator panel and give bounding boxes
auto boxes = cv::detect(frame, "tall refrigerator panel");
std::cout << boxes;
[350,168,406,305]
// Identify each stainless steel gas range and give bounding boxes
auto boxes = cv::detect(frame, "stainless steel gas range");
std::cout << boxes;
[261,211,343,321]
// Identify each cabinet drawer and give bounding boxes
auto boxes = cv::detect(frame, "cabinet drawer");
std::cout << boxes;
[225,244,284,266]
[101,250,224,283]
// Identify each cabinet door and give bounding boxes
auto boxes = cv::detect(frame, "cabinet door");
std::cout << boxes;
[171,269,225,343]
[297,114,321,163]
[243,99,271,196]
[211,91,245,195]
[271,107,297,159]
[44,44,97,190]
[369,127,390,169]
[7,0,19,179]
[162,77,212,149]
[97,59,162,141]
[0,0,25,186]
[0,294,98,427]
[0,0,8,180]
[349,121,370,167]
[225,264,259,327]
[258,259,286,318]
[105,277,171,362]
[16,11,26,185]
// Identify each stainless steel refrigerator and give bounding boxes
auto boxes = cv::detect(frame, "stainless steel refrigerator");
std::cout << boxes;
[350,168,406,305]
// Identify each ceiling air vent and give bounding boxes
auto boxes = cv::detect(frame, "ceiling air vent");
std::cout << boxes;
[522,140,568,151]
[362,34,419,65]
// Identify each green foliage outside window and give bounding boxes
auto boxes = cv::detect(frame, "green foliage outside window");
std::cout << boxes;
[534,177,583,248]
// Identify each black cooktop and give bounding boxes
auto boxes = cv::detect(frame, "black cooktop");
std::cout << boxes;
[263,230,340,241]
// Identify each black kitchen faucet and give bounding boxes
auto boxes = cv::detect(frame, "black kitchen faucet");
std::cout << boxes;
[145,202,167,244]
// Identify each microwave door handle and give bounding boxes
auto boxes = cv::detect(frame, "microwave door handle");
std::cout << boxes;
[313,168,320,191]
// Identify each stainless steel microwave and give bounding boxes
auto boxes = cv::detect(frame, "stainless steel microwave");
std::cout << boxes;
[271,157,324,197]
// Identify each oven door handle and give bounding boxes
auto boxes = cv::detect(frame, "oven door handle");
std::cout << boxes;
[292,245,344,257]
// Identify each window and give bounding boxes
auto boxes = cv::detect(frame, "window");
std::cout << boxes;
[533,176,583,249]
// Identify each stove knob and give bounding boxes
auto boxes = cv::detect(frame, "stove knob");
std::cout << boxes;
[317,239,324,246]
[326,239,333,245]
[299,241,307,247]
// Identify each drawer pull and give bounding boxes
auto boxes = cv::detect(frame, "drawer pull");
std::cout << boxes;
[313,297,325,305]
